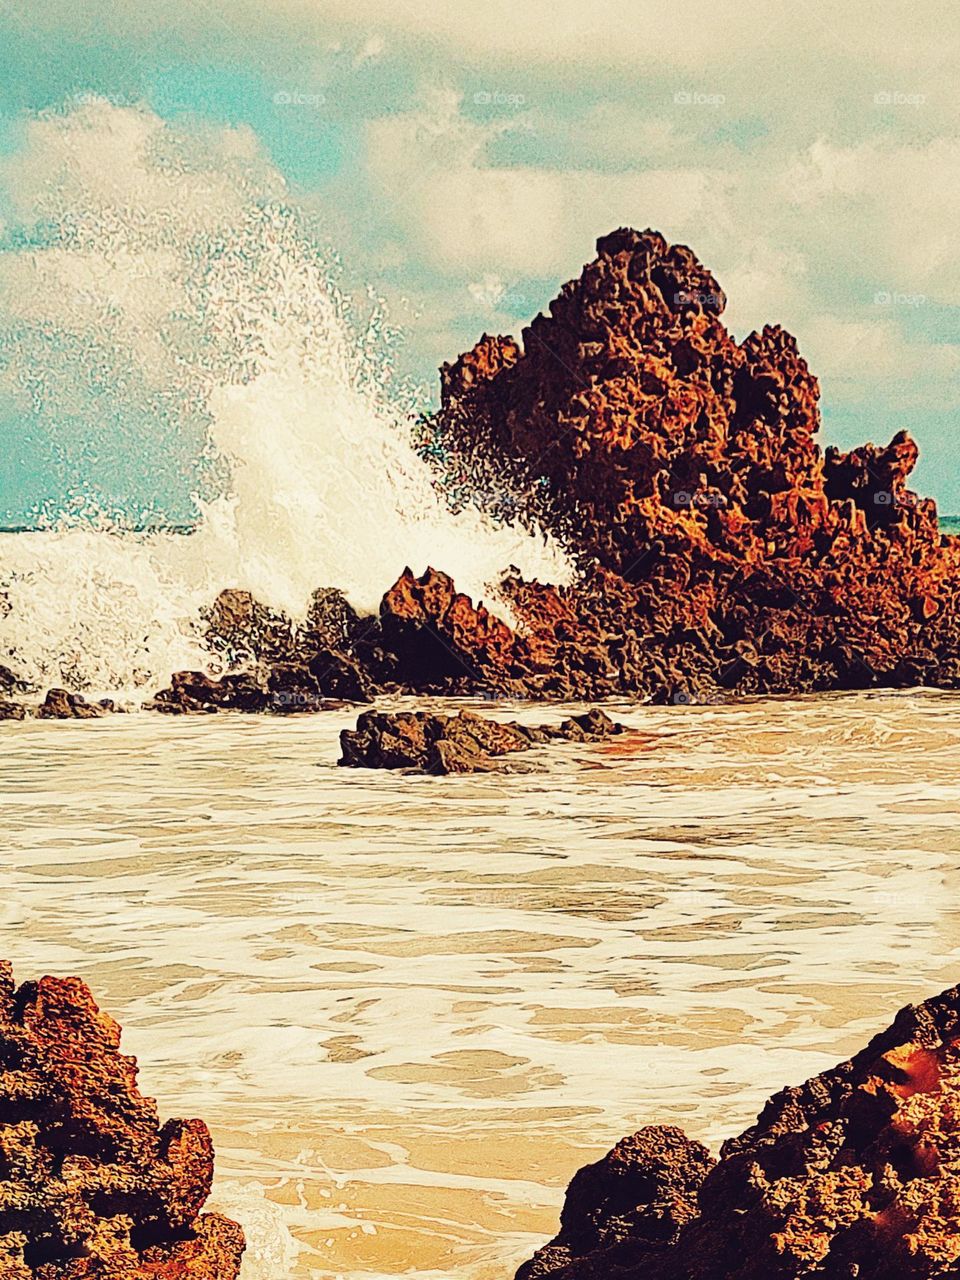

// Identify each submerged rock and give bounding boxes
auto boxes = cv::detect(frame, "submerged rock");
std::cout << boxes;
[0,961,244,1279]
[338,707,626,773]
[517,981,960,1279]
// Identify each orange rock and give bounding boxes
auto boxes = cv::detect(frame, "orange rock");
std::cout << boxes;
[417,227,960,700]
[0,962,244,1279]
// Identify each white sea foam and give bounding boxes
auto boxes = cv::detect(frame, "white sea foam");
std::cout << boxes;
[0,101,570,694]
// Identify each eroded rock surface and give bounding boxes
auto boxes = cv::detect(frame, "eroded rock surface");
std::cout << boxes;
[518,982,960,1279]
[339,707,625,773]
[0,961,244,1279]
[427,228,960,699]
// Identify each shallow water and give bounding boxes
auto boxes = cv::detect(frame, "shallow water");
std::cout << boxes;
[5,691,960,1278]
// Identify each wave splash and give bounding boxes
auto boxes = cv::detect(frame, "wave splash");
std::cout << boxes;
[0,103,570,694]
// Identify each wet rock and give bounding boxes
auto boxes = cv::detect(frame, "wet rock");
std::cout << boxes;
[36,688,111,719]
[517,981,960,1279]
[306,648,374,703]
[339,707,625,774]
[0,663,31,694]
[147,670,271,714]
[0,960,244,1279]
[203,587,297,667]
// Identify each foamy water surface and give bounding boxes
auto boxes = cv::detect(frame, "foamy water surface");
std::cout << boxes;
[5,690,960,1277]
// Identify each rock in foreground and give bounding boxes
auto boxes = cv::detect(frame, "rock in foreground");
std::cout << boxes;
[339,707,626,773]
[518,982,960,1279]
[0,961,244,1279]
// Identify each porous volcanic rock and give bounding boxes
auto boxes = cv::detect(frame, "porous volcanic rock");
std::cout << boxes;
[0,961,244,1279]
[517,981,960,1279]
[339,707,626,773]
[422,227,960,699]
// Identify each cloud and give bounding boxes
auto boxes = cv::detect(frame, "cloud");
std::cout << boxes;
[364,85,729,277]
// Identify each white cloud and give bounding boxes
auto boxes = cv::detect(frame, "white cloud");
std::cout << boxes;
[365,86,730,277]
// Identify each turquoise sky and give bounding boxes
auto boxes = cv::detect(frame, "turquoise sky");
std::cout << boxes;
[0,1,957,522]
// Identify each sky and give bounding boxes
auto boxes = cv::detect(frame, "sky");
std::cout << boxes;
[0,0,958,521]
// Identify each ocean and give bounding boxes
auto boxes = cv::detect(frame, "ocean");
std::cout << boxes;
[6,690,960,1278]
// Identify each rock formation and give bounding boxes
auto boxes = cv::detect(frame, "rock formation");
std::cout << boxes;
[424,227,960,700]
[339,707,625,773]
[517,981,960,1279]
[11,225,960,717]
[36,688,114,719]
[0,961,243,1279]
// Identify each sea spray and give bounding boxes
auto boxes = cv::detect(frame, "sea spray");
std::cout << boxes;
[0,101,570,694]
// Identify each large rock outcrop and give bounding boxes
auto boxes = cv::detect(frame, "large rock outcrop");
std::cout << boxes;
[0,962,244,1279]
[114,226,960,712]
[421,227,960,699]
[517,981,960,1279]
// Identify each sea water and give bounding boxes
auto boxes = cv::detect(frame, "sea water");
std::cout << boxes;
[4,691,960,1278]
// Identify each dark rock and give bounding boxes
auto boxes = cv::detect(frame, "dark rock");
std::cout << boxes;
[147,670,271,714]
[307,648,374,702]
[36,688,110,719]
[0,663,31,694]
[203,587,298,667]
[516,981,960,1279]
[0,697,26,720]
[339,707,625,774]
[517,1127,715,1280]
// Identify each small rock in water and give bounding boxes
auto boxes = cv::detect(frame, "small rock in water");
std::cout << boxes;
[338,707,625,774]
[36,687,110,719]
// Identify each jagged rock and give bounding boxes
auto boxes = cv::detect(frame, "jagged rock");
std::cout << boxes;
[148,665,354,714]
[147,670,271,714]
[0,663,31,694]
[36,688,111,719]
[0,961,244,1278]
[419,227,960,699]
[517,981,960,1279]
[0,697,26,719]
[302,587,367,651]
[203,588,297,667]
[339,707,625,774]
[306,649,374,703]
